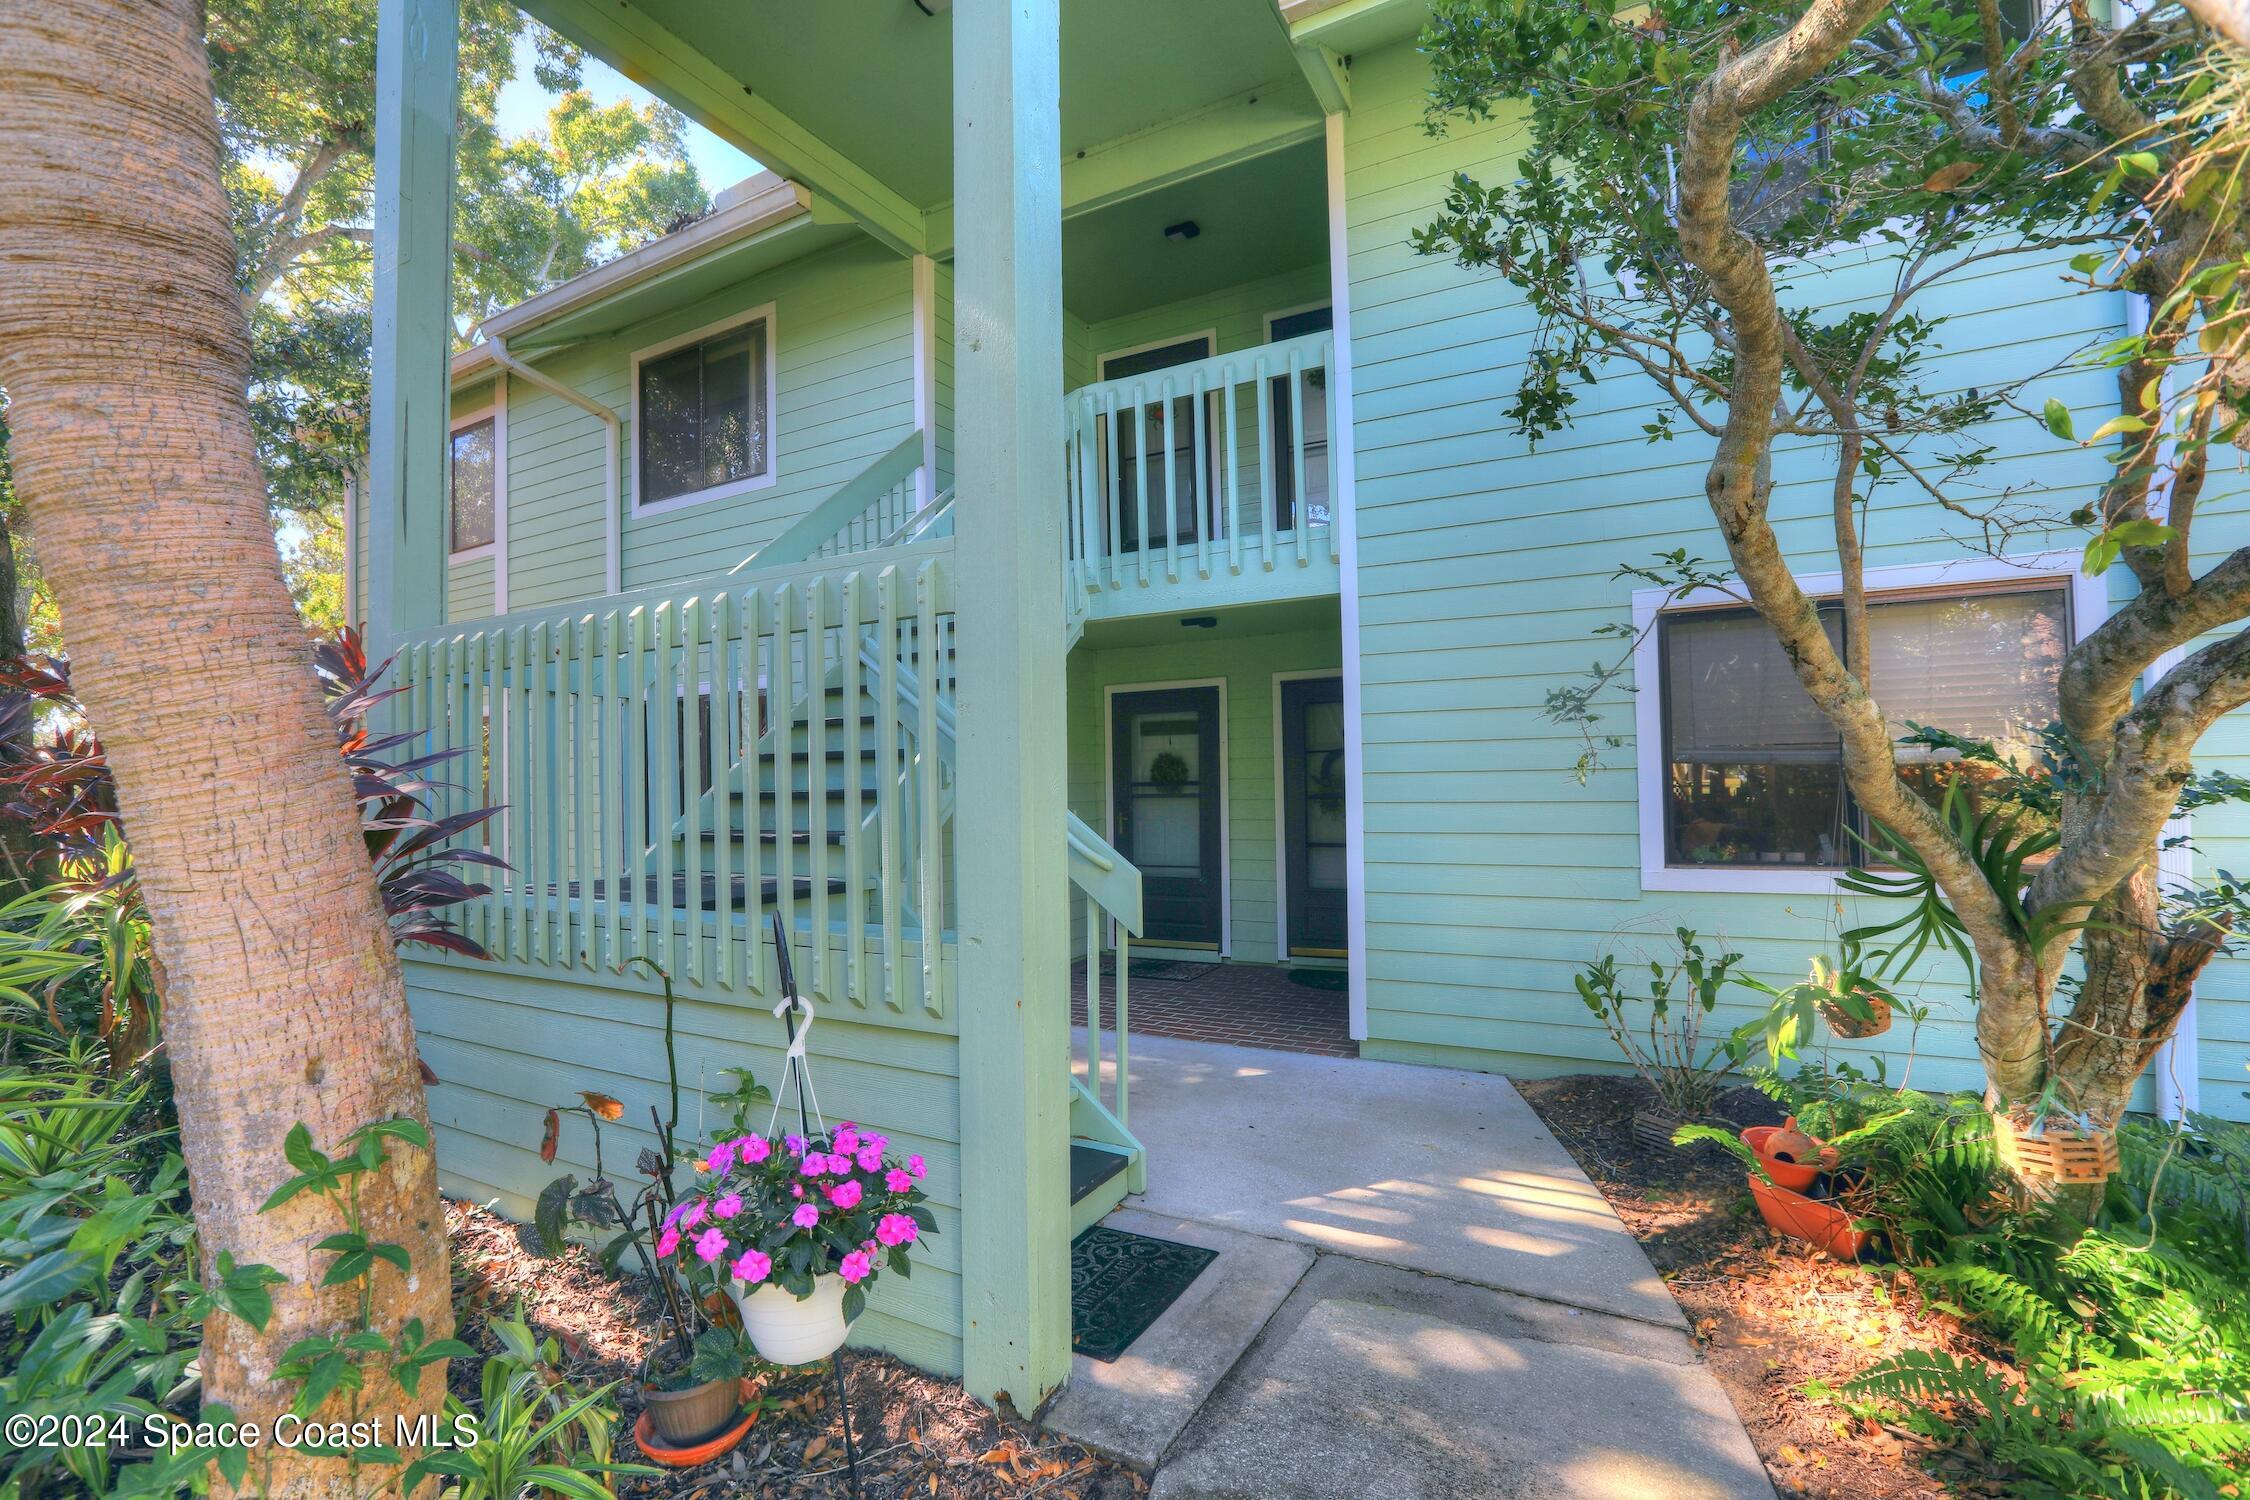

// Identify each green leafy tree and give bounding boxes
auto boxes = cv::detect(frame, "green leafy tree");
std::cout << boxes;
[0,0,709,649]
[1418,0,2250,1189]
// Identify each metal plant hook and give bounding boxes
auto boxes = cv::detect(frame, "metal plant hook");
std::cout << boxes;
[767,912,862,1497]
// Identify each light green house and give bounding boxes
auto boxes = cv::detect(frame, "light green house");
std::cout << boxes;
[363,0,2250,1404]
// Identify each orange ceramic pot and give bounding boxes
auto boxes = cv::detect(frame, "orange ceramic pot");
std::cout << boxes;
[1746,1174,1869,1260]
[1740,1125,1821,1192]
[633,1378,761,1468]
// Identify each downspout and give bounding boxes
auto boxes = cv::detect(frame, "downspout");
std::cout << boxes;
[487,335,622,596]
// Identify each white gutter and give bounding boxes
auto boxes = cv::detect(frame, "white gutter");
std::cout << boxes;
[488,334,622,597]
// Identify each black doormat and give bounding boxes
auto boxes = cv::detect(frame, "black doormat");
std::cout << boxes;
[1288,967,1349,991]
[1070,1226,1216,1362]
[1097,957,1220,983]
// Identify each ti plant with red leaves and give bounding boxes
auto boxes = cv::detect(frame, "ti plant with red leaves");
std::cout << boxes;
[0,628,510,1057]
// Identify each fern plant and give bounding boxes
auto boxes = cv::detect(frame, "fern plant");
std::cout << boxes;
[1818,1109,2250,1497]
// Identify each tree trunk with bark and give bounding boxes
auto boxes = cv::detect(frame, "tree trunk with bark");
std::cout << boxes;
[0,1,451,1493]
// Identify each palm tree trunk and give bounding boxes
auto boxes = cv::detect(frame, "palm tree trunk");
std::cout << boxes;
[0,2,451,1493]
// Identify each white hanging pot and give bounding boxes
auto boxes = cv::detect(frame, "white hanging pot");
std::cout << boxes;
[732,1273,856,1366]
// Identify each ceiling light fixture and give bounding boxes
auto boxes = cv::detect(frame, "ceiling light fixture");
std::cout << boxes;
[1163,220,1201,242]
[1180,616,1218,629]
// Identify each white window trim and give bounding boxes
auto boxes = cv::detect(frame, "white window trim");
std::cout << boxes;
[1271,669,1345,965]
[1633,549,2105,895]
[447,402,500,564]
[628,301,779,519]
[1262,301,1333,342]
[1103,677,1231,960]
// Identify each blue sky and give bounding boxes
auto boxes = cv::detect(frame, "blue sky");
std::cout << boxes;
[492,32,760,196]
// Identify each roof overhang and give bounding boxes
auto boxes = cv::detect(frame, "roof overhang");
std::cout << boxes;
[451,174,860,384]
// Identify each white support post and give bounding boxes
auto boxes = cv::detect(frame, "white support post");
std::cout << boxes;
[952,0,1071,1407]
[367,0,459,652]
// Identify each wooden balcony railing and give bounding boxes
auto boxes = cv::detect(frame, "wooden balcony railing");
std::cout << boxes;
[1063,330,1341,621]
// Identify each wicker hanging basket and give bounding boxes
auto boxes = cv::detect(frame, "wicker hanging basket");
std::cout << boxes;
[1818,989,1894,1040]
[1990,1112,2120,1186]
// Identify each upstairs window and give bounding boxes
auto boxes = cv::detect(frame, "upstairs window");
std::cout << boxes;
[1658,584,2068,872]
[1267,304,1333,533]
[450,415,496,555]
[635,309,774,512]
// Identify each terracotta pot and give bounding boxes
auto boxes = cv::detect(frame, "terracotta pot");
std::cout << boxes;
[640,1371,742,1448]
[733,1273,855,1366]
[1737,1124,1827,1196]
[1747,1174,1869,1260]
[635,1378,761,1468]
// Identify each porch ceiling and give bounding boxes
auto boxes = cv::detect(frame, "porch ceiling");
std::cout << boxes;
[1063,137,1326,324]
[1077,596,1339,651]
[519,0,1322,256]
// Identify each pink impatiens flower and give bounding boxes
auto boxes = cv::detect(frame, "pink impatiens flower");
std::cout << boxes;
[732,1248,772,1284]
[834,1124,861,1153]
[679,1201,707,1229]
[785,1133,807,1156]
[706,1139,738,1173]
[861,1132,888,1155]
[656,1227,681,1258]
[855,1146,883,1173]
[825,1153,854,1176]
[907,1155,927,1180]
[662,1202,688,1232]
[829,1179,863,1210]
[837,1249,873,1285]
[792,1202,820,1229]
[799,1156,827,1178]
[740,1135,771,1164]
[876,1213,918,1247]
[713,1193,743,1220]
[885,1168,913,1194]
[693,1226,727,1263]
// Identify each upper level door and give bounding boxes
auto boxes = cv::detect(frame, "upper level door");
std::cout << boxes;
[1281,674,1347,957]
[1267,305,1333,535]
[1110,686,1223,950]
[1101,336,1214,554]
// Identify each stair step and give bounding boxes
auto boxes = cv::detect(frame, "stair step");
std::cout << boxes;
[557,874,850,910]
[1069,1140,1131,1207]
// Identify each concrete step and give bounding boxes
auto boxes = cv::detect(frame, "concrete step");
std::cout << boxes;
[1042,1210,1313,1474]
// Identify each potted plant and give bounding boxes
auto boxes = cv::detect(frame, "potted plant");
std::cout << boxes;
[523,961,772,1462]
[664,1119,939,1366]
[1573,928,1749,1153]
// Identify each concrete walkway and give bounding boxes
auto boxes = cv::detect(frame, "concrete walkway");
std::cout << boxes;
[1054,1034,1774,1500]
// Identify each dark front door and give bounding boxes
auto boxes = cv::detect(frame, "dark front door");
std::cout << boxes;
[1110,686,1222,949]
[1281,675,1348,957]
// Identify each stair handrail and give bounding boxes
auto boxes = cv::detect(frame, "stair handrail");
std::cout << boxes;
[730,428,925,575]
[878,485,955,549]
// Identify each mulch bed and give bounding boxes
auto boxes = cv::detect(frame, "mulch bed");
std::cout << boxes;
[447,1202,1147,1500]
[1514,1074,2020,1500]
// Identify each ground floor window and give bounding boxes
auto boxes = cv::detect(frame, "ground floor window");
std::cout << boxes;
[1643,566,2078,884]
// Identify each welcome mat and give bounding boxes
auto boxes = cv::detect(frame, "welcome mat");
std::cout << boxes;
[1097,957,1220,983]
[1070,1226,1217,1362]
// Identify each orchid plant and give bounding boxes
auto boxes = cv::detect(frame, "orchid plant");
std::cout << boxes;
[659,1117,937,1325]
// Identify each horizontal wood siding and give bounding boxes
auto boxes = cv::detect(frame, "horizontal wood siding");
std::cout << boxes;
[1067,615,1342,963]
[495,239,918,611]
[407,955,967,1374]
[1341,40,2250,1120]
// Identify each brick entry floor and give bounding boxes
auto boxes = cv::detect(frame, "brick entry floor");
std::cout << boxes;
[1069,958,1356,1058]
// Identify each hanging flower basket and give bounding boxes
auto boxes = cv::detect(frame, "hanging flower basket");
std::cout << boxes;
[1990,1112,2119,1186]
[734,1273,856,1367]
